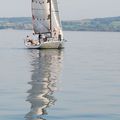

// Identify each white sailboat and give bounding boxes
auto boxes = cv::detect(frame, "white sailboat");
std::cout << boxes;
[24,0,64,49]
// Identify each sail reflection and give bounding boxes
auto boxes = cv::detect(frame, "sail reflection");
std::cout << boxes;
[25,50,63,120]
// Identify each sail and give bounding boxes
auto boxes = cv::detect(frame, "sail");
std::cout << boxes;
[51,0,63,38]
[52,0,61,27]
[32,0,51,34]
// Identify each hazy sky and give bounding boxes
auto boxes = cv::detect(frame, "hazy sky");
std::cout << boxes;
[0,0,120,20]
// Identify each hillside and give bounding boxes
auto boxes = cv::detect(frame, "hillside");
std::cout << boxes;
[62,16,120,32]
[0,16,120,31]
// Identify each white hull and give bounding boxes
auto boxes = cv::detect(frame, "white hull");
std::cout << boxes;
[24,39,64,49]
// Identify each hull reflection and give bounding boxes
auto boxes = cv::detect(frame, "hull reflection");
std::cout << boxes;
[25,50,63,120]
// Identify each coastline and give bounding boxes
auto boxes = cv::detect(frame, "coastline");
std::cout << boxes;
[0,16,120,32]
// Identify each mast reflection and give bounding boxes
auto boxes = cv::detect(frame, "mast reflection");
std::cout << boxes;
[25,50,63,120]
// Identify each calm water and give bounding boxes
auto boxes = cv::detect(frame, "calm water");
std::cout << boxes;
[0,30,120,120]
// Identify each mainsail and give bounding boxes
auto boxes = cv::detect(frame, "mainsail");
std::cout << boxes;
[32,0,51,34]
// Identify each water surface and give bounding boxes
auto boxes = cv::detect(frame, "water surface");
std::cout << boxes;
[0,30,120,120]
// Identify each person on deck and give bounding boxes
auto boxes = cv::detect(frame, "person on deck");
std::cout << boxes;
[38,34,41,43]
[58,34,62,41]
[41,34,47,42]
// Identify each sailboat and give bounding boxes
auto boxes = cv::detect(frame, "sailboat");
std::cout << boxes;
[24,0,64,49]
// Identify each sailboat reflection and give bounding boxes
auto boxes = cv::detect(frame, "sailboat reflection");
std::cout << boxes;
[25,50,63,120]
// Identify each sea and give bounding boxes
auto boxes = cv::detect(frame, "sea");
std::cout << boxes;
[0,30,120,120]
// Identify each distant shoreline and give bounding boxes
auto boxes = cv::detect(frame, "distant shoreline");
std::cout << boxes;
[0,16,120,32]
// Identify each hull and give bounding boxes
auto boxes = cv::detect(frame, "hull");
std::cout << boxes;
[39,41,64,49]
[24,39,64,49]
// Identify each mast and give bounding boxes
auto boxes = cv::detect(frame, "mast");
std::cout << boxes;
[50,0,52,37]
